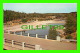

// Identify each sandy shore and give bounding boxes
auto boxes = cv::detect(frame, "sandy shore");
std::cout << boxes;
[4,20,65,32]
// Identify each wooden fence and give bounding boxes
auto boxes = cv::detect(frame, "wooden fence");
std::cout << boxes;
[4,38,43,50]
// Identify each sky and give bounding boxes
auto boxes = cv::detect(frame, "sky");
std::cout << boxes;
[3,3,77,13]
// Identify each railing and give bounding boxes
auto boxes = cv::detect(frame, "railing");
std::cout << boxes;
[4,30,77,42]
[4,38,43,50]
[4,30,48,39]
[61,39,77,42]
[4,30,77,50]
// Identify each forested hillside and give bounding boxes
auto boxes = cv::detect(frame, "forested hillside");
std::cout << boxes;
[4,10,68,23]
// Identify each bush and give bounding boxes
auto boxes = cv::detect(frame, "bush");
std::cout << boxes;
[48,28,58,40]
[66,35,72,39]
[21,19,27,23]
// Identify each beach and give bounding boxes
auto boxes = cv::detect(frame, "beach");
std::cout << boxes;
[4,20,65,32]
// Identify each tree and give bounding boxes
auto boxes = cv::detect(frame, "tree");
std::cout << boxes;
[64,13,77,35]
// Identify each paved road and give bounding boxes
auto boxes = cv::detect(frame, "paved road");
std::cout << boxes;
[4,33,77,50]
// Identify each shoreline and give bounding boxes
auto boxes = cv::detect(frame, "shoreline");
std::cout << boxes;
[4,20,65,32]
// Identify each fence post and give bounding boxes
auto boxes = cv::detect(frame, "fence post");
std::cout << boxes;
[56,36,61,41]
[14,32,16,35]
[21,31,23,36]
[36,34,38,38]
[12,40,14,47]
[28,33,29,37]
[45,35,47,39]
[22,42,25,50]
[35,45,40,50]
